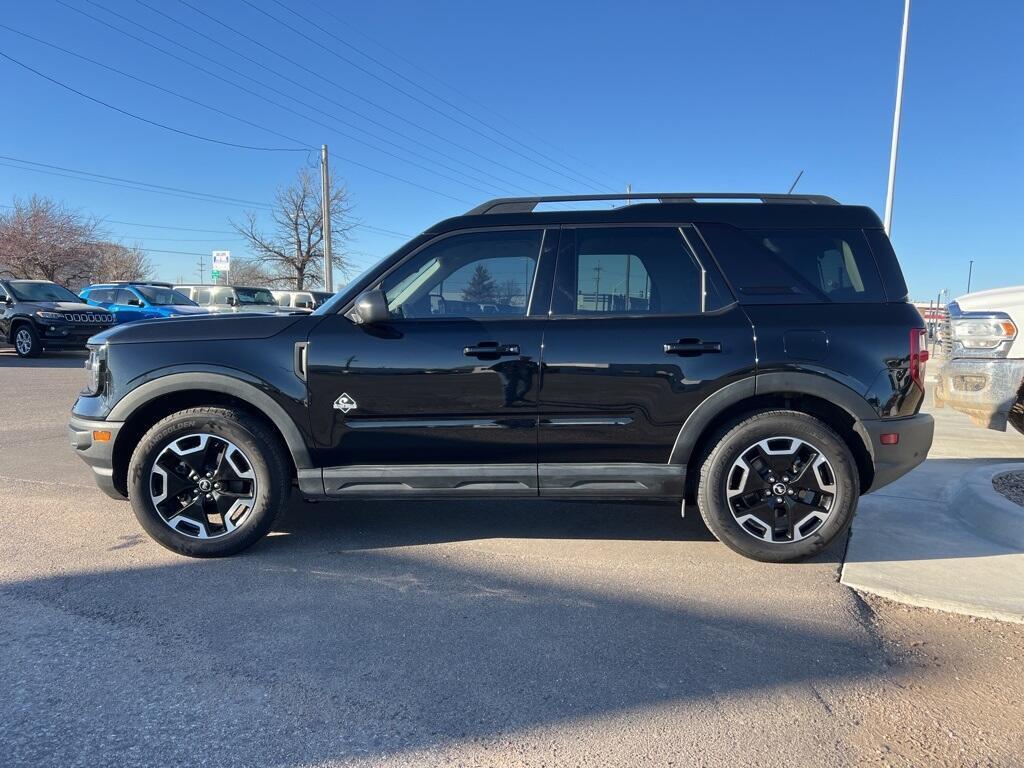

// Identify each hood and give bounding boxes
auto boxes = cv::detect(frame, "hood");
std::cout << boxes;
[90,313,309,345]
[31,300,103,313]
[162,304,212,315]
[955,284,1024,312]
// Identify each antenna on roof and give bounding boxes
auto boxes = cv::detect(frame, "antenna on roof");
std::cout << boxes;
[787,170,804,194]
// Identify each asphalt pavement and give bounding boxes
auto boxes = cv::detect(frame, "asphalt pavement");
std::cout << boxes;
[1,347,1022,767]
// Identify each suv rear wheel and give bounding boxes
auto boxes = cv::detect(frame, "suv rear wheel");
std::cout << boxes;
[128,406,291,557]
[697,410,858,562]
[13,323,42,358]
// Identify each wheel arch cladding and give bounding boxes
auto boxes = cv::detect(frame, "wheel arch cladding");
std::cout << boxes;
[674,375,875,502]
[108,374,311,498]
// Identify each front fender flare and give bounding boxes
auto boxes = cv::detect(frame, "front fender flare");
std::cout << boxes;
[107,371,313,469]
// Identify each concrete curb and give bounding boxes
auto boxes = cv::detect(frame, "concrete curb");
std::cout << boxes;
[950,463,1024,549]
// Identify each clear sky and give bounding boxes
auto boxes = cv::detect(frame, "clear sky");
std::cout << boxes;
[2,0,1021,300]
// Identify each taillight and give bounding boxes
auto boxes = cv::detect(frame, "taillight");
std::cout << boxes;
[910,328,929,389]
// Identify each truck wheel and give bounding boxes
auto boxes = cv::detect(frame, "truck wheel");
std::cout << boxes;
[697,410,859,562]
[13,324,42,358]
[128,407,291,557]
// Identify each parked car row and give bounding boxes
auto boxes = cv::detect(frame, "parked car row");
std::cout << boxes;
[2,278,334,357]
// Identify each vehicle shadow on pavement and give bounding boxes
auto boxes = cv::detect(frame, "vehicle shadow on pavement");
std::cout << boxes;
[0,349,86,368]
[272,497,721,551]
[1,531,880,766]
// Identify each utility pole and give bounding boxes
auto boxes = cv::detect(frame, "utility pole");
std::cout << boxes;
[967,259,974,293]
[196,254,206,284]
[883,0,911,235]
[320,144,334,292]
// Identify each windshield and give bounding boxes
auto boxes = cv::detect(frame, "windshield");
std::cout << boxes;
[8,281,80,302]
[234,287,277,305]
[135,286,197,306]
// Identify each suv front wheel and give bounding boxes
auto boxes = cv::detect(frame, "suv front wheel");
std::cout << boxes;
[128,406,291,557]
[13,323,42,358]
[697,410,859,562]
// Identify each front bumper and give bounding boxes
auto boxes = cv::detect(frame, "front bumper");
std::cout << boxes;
[39,321,114,347]
[933,357,1024,431]
[68,414,127,500]
[861,413,934,493]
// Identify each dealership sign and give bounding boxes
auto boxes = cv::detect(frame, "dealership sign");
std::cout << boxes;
[212,250,231,272]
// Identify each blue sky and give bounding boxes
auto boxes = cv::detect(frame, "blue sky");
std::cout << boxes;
[2,0,1021,299]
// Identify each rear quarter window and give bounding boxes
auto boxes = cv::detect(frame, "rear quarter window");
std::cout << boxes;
[698,224,885,303]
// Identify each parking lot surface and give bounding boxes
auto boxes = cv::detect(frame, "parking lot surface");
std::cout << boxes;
[2,348,1022,767]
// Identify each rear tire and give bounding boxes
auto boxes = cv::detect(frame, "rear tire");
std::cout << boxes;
[128,406,291,557]
[13,324,42,358]
[697,410,859,562]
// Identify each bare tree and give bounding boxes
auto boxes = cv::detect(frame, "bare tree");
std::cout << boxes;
[0,195,101,288]
[93,242,152,283]
[226,257,283,288]
[231,163,354,290]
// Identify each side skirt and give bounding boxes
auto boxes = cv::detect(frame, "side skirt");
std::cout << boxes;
[303,463,684,500]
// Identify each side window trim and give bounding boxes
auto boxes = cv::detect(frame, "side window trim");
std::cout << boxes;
[549,223,728,319]
[366,226,556,322]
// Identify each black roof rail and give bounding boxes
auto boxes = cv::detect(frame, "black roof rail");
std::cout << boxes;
[101,280,175,288]
[465,192,840,216]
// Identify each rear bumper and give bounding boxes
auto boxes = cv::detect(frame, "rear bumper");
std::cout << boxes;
[861,413,934,493]
[934,357,1024,431]
[68,414,127,500]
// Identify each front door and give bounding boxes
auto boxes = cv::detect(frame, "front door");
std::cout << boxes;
[536,225,756,497]
[306,227,557,496]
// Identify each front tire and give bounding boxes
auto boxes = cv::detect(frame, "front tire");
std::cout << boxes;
[13,324,42,358]
[697,410,859,562]
[128,407,291,557]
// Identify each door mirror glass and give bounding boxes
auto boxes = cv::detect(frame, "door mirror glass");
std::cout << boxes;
[127,297,143,307]
[347,289,389,325]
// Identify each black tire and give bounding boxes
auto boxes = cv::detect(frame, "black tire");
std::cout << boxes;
[697,410,859,563]
[13,323,42,358]
[128,406,291,557]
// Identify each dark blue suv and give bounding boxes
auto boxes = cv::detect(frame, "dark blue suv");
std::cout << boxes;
[80,283,209,324]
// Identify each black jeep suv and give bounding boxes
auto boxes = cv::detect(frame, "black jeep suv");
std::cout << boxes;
[69,193,933,562]
[1,279,114,357]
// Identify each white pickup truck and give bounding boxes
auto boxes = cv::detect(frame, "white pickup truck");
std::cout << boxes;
[934,285,1024,434]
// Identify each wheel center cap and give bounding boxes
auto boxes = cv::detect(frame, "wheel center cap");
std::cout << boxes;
[197,478,213,492]
[772,482,788,496]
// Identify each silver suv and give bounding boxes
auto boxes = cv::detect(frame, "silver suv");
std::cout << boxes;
[174,284,292,314]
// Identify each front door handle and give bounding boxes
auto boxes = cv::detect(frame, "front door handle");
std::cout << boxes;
[664,339,722,356]
[464,341,521,359]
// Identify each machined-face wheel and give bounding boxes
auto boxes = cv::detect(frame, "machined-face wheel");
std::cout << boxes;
[15,327,35,356]
[725,436,837,544]
[149,433,258,540]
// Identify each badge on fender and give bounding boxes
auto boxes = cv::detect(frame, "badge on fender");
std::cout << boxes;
[333,393,357,413]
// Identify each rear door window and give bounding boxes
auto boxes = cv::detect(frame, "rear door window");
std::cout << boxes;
[698,224,884,303]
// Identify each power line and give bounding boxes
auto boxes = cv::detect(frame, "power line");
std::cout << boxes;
[0,50,308,153]
[1,155,275,208]
[253,0,612,192]
[172,0,576,194]
[2,203,412,240]
[308,0,620,190]
[1,22,502,199]
[133,0,533,196]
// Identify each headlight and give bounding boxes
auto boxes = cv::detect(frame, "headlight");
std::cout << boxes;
[950,314,1017,352]
[36,310,63,320]
[82,344,107,396]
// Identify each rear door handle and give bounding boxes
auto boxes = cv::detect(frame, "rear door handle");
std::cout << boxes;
[664,339,722,356]
[464,341,521,359]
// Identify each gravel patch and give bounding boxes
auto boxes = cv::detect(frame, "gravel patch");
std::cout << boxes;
[993,470,1024,507]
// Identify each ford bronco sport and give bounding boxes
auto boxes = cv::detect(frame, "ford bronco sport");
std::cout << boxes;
[69,193,933,561]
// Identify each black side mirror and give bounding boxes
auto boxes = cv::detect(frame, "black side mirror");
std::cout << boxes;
[128,298,143,307]
[1,295,11,305]
[347,289,389,325]
[226,296,238,307]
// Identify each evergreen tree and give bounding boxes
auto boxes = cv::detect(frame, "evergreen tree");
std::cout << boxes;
[462,264,497,303]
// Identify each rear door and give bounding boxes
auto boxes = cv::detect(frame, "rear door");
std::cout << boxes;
[537,224,756,497]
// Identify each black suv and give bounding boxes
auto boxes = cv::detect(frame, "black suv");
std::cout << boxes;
[1,279,115,357]
[69,193,933,562]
